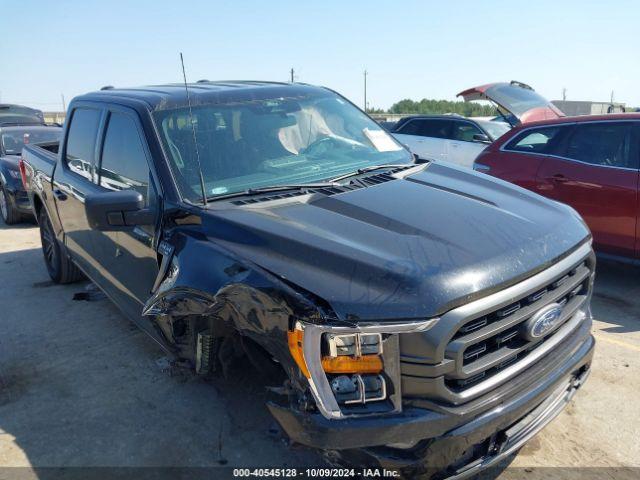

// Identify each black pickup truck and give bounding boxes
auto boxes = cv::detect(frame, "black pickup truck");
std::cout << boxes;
[22,82,595,478]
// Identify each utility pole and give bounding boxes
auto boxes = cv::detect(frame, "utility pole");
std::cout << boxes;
[610,90,615,104]
[290,68,295,83]
[61,93,66,111]
[363,69,368,112]
[562,87,567,101]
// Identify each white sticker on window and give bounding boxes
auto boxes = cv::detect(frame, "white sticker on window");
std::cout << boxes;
[363,128,402,152]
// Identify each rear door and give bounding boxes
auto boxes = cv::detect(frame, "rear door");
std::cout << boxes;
[392,118,451,160]
[94,107,160,321]
[449,120,489,168]
[537,121,639,257]
[54,105,108,279]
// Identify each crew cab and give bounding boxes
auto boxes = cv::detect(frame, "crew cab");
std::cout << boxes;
[0,123,61,223]
[21,82,595,478]
[391,115,510,167]
[474,114,640,262]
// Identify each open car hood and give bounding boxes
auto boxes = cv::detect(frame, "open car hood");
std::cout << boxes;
[457,81,565,124]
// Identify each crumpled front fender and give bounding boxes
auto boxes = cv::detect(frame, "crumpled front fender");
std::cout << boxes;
[142,230,326,383]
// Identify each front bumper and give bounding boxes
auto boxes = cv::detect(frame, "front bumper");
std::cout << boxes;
[268,330,594,478]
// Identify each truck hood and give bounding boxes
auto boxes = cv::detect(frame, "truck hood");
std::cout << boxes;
[204,163,589,321]
[457,82,565,124]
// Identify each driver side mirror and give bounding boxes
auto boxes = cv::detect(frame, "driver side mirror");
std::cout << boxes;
[85,190,154,231]
[472,133,491,144]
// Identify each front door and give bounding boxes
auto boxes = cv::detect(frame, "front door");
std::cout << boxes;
[392,118,451,161]
[93,108,160,322]
[536,121,639,257]
[492,125,569,192]
[449,120,489,168]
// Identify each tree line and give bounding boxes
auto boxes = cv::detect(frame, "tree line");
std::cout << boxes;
[368,99,497,116]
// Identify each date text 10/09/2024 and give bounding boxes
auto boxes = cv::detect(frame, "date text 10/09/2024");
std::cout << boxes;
[233,468,401,478]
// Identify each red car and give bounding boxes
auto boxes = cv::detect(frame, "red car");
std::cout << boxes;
[472,112,639,261]
[459,82,639,261]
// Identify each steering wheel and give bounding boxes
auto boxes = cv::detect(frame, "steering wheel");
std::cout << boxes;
[301,136,366,156]
[301,136,339,156]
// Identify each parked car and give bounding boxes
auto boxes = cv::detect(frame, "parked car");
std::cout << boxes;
[391,115,511,167]
[22,81,595,478]
[0,124,61,223]
[473,114,640,262]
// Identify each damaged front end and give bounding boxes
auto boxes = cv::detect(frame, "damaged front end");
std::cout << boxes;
[141,231,328,392]
[140,230,440,443]
[138,226,595,479]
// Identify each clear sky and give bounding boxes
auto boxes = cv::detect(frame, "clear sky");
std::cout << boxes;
[1,0,638,111]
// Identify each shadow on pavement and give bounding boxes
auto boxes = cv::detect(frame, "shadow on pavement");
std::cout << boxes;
[591,257,639,334]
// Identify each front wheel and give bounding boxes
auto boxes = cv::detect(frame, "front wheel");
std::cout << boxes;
[0,185,22,225]
[38,208,83,284]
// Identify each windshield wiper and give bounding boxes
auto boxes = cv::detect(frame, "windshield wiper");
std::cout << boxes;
[207,182,342,202]
[330,160,425,183]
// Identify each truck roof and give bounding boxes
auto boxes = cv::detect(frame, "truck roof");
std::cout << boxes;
[76,81,324,111]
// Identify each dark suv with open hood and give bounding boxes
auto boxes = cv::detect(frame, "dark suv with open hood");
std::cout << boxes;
[21,81,595,478]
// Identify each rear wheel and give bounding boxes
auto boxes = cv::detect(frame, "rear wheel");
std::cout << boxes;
[0,185,22,225]
[38,208,83,284]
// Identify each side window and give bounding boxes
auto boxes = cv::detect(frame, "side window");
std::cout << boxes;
[416,120,451,139]
[396,119,422,136]
[396,119,451,139]
[99,112,151,203]
[452,121,483,142]
[565,123,633,168]
[505,126,564,154]
[65,108,101,180]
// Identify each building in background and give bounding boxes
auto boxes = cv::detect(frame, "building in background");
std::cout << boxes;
[552,100,626,116]
[44,111,66,124]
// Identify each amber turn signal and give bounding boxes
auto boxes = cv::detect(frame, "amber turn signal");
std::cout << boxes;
[287,329,310,378]
[321,354,383,374]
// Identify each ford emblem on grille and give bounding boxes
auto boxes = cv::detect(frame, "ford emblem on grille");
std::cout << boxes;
[522,303,564,341]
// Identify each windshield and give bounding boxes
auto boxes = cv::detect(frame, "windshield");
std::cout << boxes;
[484,84,558,118]
[476,120,511,141]
[153,91,411,203]
[1,127,61,155]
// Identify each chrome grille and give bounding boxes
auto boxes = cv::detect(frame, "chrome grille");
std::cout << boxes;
[444,260,591,393]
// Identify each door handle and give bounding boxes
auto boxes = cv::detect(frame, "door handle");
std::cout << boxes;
[547,174,568,183]
[53,189,68,201]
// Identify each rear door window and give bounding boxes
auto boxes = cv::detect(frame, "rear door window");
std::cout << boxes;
[452,121,484,142]
[98,112,151,204]
[65,108,101,180]
[564,122,634,169]
[504,126,565,154]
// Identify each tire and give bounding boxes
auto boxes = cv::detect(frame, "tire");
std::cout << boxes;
[38,208,84,284]
[0,185,22,225]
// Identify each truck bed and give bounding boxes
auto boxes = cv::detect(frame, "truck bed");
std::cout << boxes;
[22,142,58,179]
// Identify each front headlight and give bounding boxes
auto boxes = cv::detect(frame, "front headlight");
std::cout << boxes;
[288,319,437,419]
